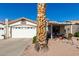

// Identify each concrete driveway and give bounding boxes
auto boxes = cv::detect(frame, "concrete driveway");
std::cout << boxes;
[0,38,31,56]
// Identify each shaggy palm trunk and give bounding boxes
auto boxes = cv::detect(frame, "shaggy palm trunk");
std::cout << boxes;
[35,3,47,51]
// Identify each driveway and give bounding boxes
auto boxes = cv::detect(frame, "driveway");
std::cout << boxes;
[0,38,31,56]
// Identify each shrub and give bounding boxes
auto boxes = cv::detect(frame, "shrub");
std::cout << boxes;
[74,32,79,37]
[32,36,37,44]
[68,33,73,40]
[77,38,79,41]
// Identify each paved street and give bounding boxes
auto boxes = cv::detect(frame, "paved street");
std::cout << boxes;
[0,38,31,56]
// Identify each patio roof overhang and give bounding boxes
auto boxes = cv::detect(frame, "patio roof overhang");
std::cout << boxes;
[48,22,65,26]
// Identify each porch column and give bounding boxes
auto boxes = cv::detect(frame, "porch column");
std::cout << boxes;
[51,24,53,39]
[70,22,72,34]
[5,18,9,39]
[10,26,12,38]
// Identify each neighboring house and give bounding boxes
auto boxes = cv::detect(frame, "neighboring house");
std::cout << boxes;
[65,20,79,36]
[0,22,5,39]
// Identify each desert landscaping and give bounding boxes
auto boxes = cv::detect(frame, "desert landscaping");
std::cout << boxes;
[22,37,79,56]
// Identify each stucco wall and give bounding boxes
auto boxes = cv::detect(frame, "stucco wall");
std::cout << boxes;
[65,24,79,37]
[72,25,79,34]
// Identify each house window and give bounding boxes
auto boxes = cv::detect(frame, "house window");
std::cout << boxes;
[15,27,19,29]
[18,27,21,29]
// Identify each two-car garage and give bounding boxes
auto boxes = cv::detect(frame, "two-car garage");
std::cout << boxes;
[11,25,36,38]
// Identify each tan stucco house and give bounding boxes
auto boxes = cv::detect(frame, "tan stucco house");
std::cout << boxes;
[65,20,79,37]
[0,17,79,39]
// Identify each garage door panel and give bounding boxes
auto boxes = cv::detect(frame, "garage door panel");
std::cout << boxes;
[12,27,36,38]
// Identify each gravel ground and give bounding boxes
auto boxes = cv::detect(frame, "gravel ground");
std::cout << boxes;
[22,38,79,56]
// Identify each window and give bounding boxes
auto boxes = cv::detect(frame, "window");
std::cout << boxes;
[16,27,18,29]
[18,27,21,29]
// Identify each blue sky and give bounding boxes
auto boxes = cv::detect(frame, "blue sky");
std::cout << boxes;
[46,3,79,22]
[0,3,79,22]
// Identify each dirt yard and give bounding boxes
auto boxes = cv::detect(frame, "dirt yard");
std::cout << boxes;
[22,38,79,56]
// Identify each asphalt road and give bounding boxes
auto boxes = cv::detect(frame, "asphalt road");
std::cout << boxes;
[0,38,31,56]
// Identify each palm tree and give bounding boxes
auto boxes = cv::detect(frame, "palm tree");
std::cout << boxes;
[35,3,47,51]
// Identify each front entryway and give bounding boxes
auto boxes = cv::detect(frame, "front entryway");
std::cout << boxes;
[53,26,60,37]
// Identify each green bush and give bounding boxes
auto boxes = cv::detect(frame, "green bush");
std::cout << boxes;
[77,38,79,40]
[68,33,73,40]
[74,32,79,37]
[32,36,37,44]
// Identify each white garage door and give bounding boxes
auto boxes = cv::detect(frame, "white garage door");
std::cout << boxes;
[12,26,36,38]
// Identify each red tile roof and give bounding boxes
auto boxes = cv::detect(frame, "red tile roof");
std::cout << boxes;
[8,17,37,25]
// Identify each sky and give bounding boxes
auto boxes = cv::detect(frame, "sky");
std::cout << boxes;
[0,3,79,22]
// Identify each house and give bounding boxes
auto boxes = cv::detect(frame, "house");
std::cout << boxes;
[65,20,79,36]
[0,17,37,39]
[1,17,79,39]
[8,17,37,38]
[0,22,5,39]
[5,17,65,39]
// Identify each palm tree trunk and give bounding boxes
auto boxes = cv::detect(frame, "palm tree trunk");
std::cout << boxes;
[35,3,47,51]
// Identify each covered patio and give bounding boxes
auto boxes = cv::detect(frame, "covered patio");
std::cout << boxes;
[48,22,65,39]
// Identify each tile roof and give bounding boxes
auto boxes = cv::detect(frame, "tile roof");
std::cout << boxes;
[8,17,37,25]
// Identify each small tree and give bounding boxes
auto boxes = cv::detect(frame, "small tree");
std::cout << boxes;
[74,32,79,37]
[32,36,37,44]
[68,33,73,40]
